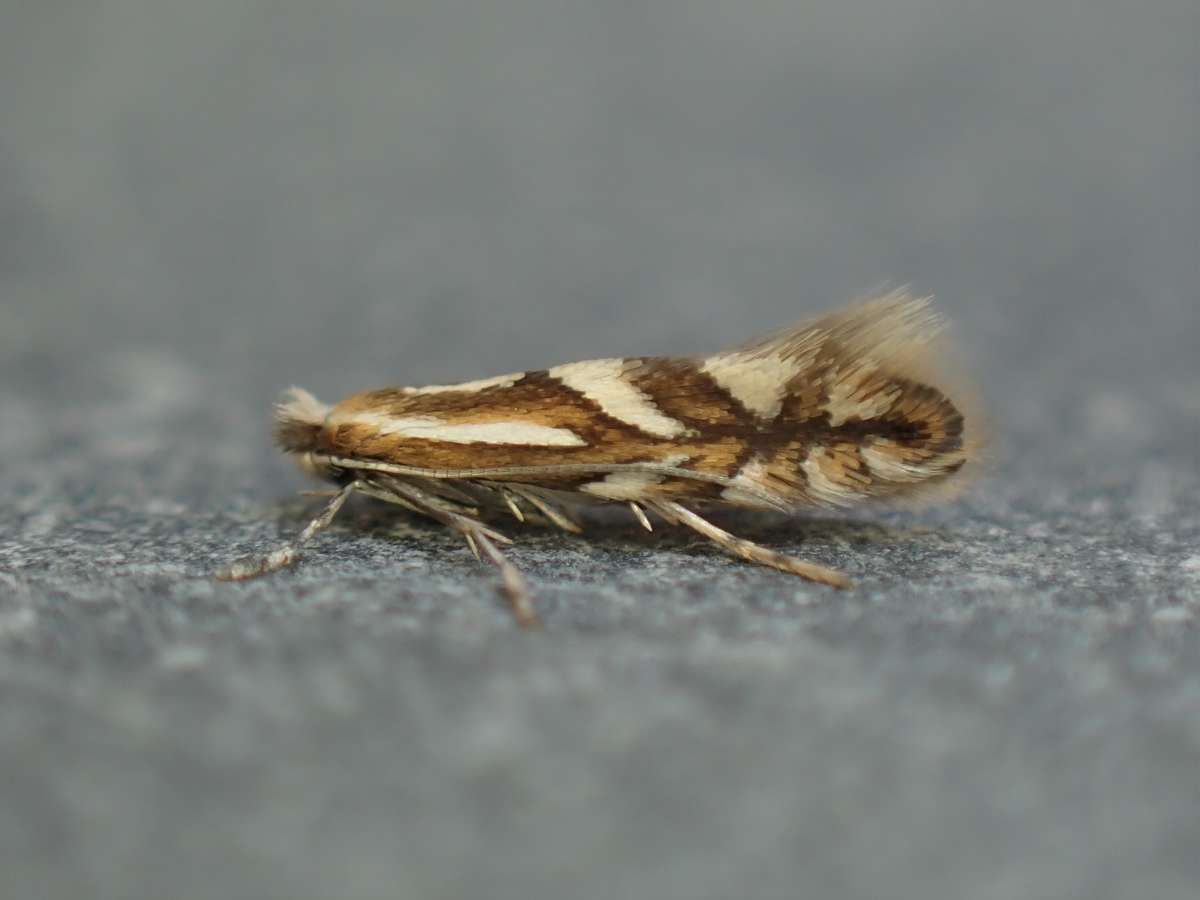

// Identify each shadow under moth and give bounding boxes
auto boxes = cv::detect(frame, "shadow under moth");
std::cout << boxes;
[217,290,983,625]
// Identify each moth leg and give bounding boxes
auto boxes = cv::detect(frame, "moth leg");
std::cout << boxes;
[507,486,582,534]
[500,489,526,522]
[362,476,513,545]
[463,525,537,628]
[216,480,359,580]
[629,501,654,532]
[649,500,851,589]
[463,531,482,562]
[364,476,538,627]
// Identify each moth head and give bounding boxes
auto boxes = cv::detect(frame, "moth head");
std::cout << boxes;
[273,387,339,479]
[294,451,339,481]
[274,386,329,450]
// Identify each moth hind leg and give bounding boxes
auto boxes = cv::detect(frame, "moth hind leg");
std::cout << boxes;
[649,500,851,589]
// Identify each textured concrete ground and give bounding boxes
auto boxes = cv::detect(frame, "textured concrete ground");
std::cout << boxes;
[2,3,1198,898]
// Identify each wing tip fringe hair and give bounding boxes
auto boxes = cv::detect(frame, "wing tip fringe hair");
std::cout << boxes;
[739,287,941,361]
[838,287,989,502]
[735,287,987,506]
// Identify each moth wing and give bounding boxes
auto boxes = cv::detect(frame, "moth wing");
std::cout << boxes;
[700,289,984,509]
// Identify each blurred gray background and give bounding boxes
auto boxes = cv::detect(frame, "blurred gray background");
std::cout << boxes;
[1,2,1198,898]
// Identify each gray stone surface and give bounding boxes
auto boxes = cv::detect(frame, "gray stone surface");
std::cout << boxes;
[2,2,1198,898]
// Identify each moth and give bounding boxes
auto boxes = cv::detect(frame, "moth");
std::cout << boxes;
[217,290,981,625]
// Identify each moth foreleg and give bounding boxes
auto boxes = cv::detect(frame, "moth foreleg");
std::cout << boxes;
[215,480,359,581]
[648,500,851,589]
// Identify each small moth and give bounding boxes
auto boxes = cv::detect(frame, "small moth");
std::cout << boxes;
[217,290,981,625]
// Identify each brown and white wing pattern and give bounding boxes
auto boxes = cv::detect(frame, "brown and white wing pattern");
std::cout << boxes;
[230,290,982,624]
[294,290,977,507]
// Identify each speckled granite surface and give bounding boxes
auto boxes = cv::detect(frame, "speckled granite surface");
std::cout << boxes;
[2,3,1198,898]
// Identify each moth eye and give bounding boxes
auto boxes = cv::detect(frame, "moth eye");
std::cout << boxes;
[296,452,341,481]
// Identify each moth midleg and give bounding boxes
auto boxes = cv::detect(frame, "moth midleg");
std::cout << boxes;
[360,476,513,545]
[465,526,537,628]
[648,500,851,589]
[629,501,654,532]
[504,486,581,533]
[215,480,359,581]
[499,488,526,522]
[363,475,538,626]
[463,531,482,561]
